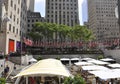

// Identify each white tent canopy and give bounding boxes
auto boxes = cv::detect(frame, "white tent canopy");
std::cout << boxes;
[29,58,37,62]
[74,62,93,66]
[82,65,109,71]
[60,58,70,61]
[108,63,120,68]
[89,69,120,80]
[13,59,71,78]
[88,60,109,65]
[71,58,79,61]
[100,58,115,62]
[81,58,95,61]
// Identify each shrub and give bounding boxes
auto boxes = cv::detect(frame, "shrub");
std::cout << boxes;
[37,55,42,61]
[0,78,6,84]
[64,75,85,84]
[97,55,104,60]
[55,57,60,60]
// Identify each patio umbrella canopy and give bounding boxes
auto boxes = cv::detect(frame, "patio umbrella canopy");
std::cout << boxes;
[29,58,37,62]
[71,58,79,63]
[13,59,71,78]
[60,58,70,65]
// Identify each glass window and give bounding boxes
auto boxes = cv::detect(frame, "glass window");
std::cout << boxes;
[13,26,15,33]
[9,24,11,31]
[11,0,13,7]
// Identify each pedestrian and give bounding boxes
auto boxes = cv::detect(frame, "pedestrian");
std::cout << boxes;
[6,65,9,72]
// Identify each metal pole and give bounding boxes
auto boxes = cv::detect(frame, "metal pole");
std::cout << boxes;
[26,77,28,84]
[21,33,22,66]
[117,0,120,48]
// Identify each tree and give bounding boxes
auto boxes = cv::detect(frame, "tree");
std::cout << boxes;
[64,75,86,84]
[28,22,94,47]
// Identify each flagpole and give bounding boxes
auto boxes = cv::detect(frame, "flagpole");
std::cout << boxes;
[20,32,23,66]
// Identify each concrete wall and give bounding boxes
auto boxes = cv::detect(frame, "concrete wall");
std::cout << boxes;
[103,49,120,63]
[33,54,102,60]
[9,55,33,65]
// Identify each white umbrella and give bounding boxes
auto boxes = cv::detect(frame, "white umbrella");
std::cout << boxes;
[13,59,71,78]
[60,58,70,61]
[71,58,79,61]
[29,58,37,62]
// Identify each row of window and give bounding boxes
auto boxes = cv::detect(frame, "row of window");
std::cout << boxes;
[50,0,77,2]
[47,6,77,10]
[9,24,19,35]
[47,11,77,14]
[49,3,77,6]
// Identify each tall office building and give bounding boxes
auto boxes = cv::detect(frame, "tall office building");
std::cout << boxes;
[27,0,35,12]
[118,0,120,25]
[0,0,29,54]
[27,11,46,32]
[45,0,79,27]
[88,0,119,41]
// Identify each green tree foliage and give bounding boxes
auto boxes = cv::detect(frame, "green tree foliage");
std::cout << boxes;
[28,22,94,43]
[37,55,42,61]
[0,78,6,84]
[97,55,104,60]
[64,75,86,84]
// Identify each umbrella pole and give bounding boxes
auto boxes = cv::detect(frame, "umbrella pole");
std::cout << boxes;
[26,77,28,84]
[59,76,61,84]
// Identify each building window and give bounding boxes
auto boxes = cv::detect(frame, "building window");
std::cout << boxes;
[16,29,18,34]
[18,0,20,4]
[14,4,16,11]
[9,24,11,31]
[27,29,30,32]
[47,15,49,17]
[36,20,38,22]
[13,26,15,33]
[17,8,19,14]
[28,24,30,27]
[32,20,34,22]
[28,20,30,22]
[10,12,12,19]
[32,24,34,27]
[14,15,15,21]
[17,18,19,24]
[11,0,13,7]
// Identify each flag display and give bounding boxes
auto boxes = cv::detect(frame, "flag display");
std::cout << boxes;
[23,37,33,46]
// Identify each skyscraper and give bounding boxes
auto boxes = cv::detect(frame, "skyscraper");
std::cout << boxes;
[45,0,79,27]
[27,11,46,32]
[88,0,119,42]
[27,0,35,12]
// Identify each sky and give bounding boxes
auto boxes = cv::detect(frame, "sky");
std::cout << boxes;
[35,0,88,25]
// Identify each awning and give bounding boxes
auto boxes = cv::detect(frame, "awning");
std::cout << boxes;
[13,59,71,78]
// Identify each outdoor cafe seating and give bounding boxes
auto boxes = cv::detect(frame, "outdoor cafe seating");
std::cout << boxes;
[74,57,120,84]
